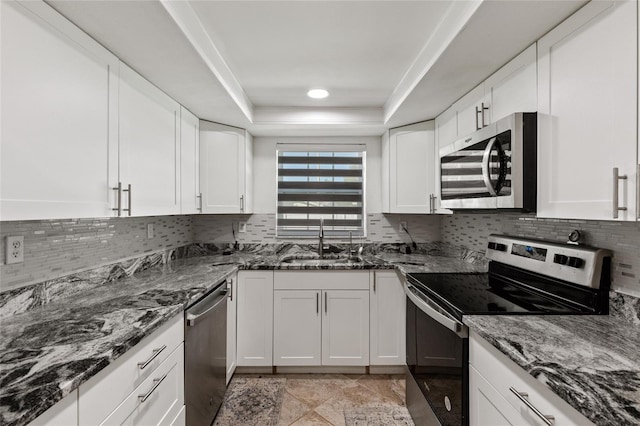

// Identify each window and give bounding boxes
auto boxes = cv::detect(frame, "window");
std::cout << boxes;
[277,145,365,237]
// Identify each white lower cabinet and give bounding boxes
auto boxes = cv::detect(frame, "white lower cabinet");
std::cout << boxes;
[321,290,369,366]
[369,271,406,366]
[169,406,185,426]
[272,271,370,367]
[469,331,594,426]
[28,390,78,426]
[226,275,237,384]
[273,290,322,366]
[78,314,184,426]
[236,271,274,366]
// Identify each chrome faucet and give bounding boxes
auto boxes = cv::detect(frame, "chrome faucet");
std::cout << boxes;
[318,218,325,257]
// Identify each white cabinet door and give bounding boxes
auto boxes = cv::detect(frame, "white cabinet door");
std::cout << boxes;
[180,107,200,214]
[483,44,537,124]
[273,290,322,366]
[469,365,520,426]
[388,121,436,213]
[236,271,274,366]
[1,1,119,221]
[369,271,406,366]
[200,122,251,213]
[455,85,486,138]
[537,0,637,221]
[119,64,180,217]
[226,275,237,385]
[322,290,369,366]
[28,390,78,426]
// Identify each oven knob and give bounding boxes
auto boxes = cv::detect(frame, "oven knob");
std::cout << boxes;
[553,254,569,265]
[567,256,585,268]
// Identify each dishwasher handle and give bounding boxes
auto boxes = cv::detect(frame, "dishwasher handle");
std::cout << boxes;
[186,288,228,327]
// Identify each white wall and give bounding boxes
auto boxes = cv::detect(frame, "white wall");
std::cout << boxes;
[252,136,383,213]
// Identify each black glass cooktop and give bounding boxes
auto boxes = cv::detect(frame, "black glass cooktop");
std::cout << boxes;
[407,270,596,321]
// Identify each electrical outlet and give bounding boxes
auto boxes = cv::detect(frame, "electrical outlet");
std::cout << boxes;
[400,221,408,232]
[147,223,155,239]
[238,221,247,233]
[6,236,24,264]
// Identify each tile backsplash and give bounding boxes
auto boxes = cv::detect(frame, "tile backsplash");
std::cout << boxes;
[192,213,442,245]
[441,213,640,296]
[0,216,192,292]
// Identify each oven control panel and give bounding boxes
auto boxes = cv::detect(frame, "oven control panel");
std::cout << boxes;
[486,234,611,289]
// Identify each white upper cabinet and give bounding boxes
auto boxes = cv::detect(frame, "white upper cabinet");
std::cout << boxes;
[455,85,486,138]
[180,107,201,214]
[537,0,637,221]
[385,121,438,213]
[118,64,180,217]
[436,43,537,149]
[1,1,119,221]
[200,122,253,214]
[482,44,537,125]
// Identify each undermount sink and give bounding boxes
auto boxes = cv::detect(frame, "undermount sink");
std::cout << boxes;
[281,257,362,265]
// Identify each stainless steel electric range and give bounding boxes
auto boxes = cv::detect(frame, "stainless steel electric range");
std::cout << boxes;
[404,234,612,426]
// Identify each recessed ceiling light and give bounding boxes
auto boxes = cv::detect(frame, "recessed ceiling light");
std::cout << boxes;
[307,89,329,99]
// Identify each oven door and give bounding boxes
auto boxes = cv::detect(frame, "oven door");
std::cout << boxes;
[405,281,469,426]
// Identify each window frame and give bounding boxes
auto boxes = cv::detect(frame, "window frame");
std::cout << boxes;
[275,143,367,239]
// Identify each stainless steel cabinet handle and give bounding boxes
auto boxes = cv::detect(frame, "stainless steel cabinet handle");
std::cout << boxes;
[475,106,481,130]
[112,182,122,216]
[433,195,438,213]
[227,278,233,301]
[123,184,132,216]
[139,372,169,402]
[240,195,244,212]
[316,292,319,314]
[138,345,167,369]
[373,273,376,293]
[613,167,628,219]
[197,192,203,212]
[509,387,555,425]
[480,102,489,128]
[324,292,327,314]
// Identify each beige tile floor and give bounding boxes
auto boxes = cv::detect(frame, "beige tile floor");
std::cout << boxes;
[276,374,407,426]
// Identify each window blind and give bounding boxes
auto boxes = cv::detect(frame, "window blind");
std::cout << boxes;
[277,149,365,237]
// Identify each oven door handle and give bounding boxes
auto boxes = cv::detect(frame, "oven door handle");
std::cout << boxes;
[405,282,468,338]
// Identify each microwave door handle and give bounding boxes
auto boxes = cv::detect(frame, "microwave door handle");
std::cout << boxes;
[481,137,498,196]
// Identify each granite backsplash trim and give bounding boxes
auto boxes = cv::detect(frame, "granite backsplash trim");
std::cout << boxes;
[0,241,485,319]
[192,213,442,245]
[610,291,640,325]
[0,246,193,320]
[0,216,193,293]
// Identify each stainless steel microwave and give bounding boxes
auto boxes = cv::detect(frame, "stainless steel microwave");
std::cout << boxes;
[439,112,536,210]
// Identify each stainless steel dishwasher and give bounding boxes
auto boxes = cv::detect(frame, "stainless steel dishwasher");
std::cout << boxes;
[185,281,227,426]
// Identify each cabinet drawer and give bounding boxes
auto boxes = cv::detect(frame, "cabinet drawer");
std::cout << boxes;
[100,343,184,426]
[274,271,369,290]
[79,314,183,425]
[469,332,594,426]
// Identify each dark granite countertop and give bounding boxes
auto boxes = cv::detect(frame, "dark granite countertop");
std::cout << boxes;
[464,315,640,426]
[0,246,484,426]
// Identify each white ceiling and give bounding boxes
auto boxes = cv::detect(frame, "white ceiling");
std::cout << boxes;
[47,0,587,136]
